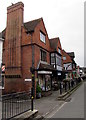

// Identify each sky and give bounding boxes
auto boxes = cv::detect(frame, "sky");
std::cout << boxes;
[0,0,85,67]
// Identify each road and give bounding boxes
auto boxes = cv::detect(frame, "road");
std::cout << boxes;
[45,82,85,119]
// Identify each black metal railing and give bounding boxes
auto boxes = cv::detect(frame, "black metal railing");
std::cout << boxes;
[2,91,31,120]
[59,77,82,95]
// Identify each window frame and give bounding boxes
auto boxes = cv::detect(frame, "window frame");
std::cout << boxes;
[40,49,47,62]
[58,48,61,54]
[40,31,46,43]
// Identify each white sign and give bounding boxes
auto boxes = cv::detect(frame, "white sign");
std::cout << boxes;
[25,79,32,82]
[58,72,61,75]
[57,65,62,71]
[38,71,52,74]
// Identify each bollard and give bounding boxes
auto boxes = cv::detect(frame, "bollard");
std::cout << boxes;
[65,82,67,92]
[60,82,62,94]
[69,82,70,90]
[31,88,34,111]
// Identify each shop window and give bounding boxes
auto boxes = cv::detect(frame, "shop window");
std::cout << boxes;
[2,76,4,88]
[0,75,4,89]
[38,75,51,91]
[40,49,47,62]
[45,75,51,91]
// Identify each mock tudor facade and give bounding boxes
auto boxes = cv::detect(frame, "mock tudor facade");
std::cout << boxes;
[50,37,63,82]
[62,50,76,79]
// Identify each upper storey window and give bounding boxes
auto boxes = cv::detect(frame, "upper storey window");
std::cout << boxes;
[40,31,46,43]
[63,56,66,60]
[58,48,61,54]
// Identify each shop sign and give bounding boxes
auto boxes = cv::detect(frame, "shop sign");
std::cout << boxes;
[58,72,61,75]
[25,79,32,82]
[38,71,52,74]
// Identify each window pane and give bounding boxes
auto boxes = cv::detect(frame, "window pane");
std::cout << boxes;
[51,53,54,57]
[51,57,55,64]
[40,32,45,43]
[58,48,61,54]
[40,50,47,62]
[63,56,66,60]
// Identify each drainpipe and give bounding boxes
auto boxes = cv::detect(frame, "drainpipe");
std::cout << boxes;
[29,31,35,111]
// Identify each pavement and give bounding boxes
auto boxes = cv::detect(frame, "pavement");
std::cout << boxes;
[47,82,84,119]
[34,82,83,119]
[34,90,64,118]
[4,89,64,120]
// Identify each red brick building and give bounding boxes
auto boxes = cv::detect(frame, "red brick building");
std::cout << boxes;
[2,2,76,95]
[2,2,62,95]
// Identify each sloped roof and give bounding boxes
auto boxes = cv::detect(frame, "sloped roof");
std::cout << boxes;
[24,18,42,33]
[0,32,4,41]
[62,49,72,63]
[49,37,59,50]
[1,18,42,38]
[38,63,55,71]
[2,29,6,39]
[67,52,75,59]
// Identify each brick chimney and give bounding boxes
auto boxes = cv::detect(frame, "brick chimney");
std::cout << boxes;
[5,2,24,76]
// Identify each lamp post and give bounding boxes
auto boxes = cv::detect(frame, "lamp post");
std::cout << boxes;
[28,31,35,111]
[65,63,72,91]
[30,67,35,111]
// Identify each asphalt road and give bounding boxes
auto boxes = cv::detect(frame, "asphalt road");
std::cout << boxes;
[46,82,84,119]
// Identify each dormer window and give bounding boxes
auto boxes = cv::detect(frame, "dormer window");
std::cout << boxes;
[40,31,45,43]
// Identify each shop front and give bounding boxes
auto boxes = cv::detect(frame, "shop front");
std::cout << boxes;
[38,71,52,92]
[36,62,55,97]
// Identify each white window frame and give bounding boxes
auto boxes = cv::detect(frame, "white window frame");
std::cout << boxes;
[40,31,46,43]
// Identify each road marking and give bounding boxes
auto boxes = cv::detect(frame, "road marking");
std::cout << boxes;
[48,102,67,118]
[43,104,59,117]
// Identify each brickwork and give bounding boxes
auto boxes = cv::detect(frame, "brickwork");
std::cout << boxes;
[2,2,64,94]
[62,50,72,64]
[5,2,24,76]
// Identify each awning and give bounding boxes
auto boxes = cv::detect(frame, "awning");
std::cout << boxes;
[37,62,55,71]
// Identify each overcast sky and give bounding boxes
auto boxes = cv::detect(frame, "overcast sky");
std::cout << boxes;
[0,0,85,67]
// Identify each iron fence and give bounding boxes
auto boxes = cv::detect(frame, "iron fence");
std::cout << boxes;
[2,91,31,120]
[59,77,82,95]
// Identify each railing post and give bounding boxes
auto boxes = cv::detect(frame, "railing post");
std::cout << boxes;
[65,81,67,92]
[69,81,70,90]
[60,82,62,95]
